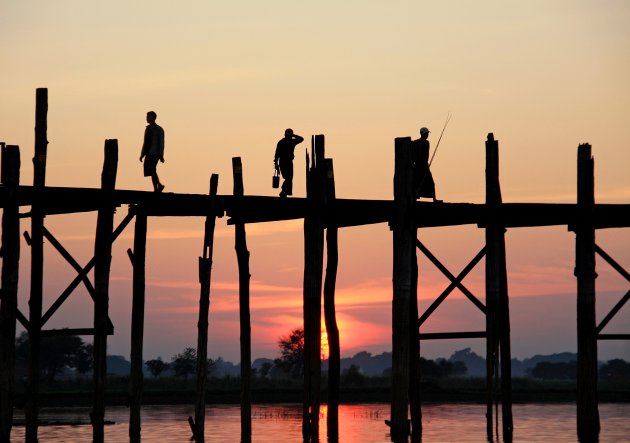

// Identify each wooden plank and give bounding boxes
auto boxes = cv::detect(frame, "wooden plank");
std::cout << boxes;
[575,143,600,441]
[598,334,630,340]
[0,144,20,442]
[92,139,118,443]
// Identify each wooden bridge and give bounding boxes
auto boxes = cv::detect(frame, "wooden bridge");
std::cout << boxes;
[1,89,628,442]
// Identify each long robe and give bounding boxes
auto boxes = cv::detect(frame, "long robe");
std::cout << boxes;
[412,138,436,199]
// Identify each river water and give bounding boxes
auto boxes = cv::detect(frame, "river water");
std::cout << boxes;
[10,403,630,442]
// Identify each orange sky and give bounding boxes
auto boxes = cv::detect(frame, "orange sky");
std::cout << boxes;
[1,1,629,363]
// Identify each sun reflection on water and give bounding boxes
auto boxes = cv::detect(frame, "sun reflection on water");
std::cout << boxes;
[10,403,630,442]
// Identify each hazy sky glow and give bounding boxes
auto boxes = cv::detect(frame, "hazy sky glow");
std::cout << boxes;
[1,1,629,363]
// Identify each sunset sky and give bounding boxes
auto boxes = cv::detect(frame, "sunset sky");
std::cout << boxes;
[1,1,629,364]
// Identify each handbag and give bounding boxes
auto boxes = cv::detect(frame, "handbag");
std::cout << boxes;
[272,168,280,189]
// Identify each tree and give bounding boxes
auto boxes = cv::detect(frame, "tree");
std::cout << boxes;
[170,348,197,380]
[259,362,273,379]
[73,343,93,375]
[450,360,467,377]
[145,357,169,378]
[14,330,90,382]
[41,334,87,382]
[206,358,216,376]
[341,364,365,387]
[15,331,29,362]
[274,328,304,378]
[530,361,577,380]
[599,359,630,382]
[449,348,485,377]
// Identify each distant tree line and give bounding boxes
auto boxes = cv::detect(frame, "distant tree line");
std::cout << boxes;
[13,329,630,384]
[145,347,214,380]
[269,328,466,381]
[528,359,630,382]
[14,333,213,383]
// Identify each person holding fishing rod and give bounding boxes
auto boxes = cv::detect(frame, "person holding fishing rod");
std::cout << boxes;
[413,114,451,202]
[413,127,441,202]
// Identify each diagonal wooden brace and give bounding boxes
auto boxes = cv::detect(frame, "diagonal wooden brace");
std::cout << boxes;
[40,210,135,328]
[43,226,96,298]
[416,239,486,326]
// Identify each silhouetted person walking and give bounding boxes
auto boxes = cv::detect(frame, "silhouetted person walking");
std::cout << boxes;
[274,128,304,197]
[140,111,165,192]
[413,126,441,202]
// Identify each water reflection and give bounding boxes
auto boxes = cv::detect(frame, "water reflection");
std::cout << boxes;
[9,403,630,442]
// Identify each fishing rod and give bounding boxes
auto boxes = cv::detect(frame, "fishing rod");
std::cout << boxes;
[415,112,451,201]
[429,111,452,167]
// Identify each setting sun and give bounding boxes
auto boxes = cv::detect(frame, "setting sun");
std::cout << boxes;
[321,331,329,360]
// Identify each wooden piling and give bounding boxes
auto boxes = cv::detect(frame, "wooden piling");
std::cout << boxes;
[575,143,600,440]
[232,157,252,440]
[409,246,421,440]
[0,145,21,442]
[323,158,340,437]
[128,205,146,442]
[390,137,415,436]
[499,239,513,441]
[26,88,48,443]
[92,139,118,443]
[303,135,325,436]
[485,133,512,438]
[191,174,219,442]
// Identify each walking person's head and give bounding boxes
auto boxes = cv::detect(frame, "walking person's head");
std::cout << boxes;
[146,111,157,124]
[420,127,430,139]
[284,128,293,138]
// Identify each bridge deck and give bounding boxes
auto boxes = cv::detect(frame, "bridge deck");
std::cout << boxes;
[1,185,629,229]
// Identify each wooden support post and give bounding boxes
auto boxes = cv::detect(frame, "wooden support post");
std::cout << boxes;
[389,136,415,436]
[485,133,513,439]
[0,145,21,442]
[484,133,499,439]
[323,158,340,438]
[26,88,47,443]
[190,174,219,442]
[499,235,513,439]
[92,139,118,443]
[303,135,325,437]
[409,243,421,440]
[232,157,252,440]
[128,205,146,442]
[575,143,600,441]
